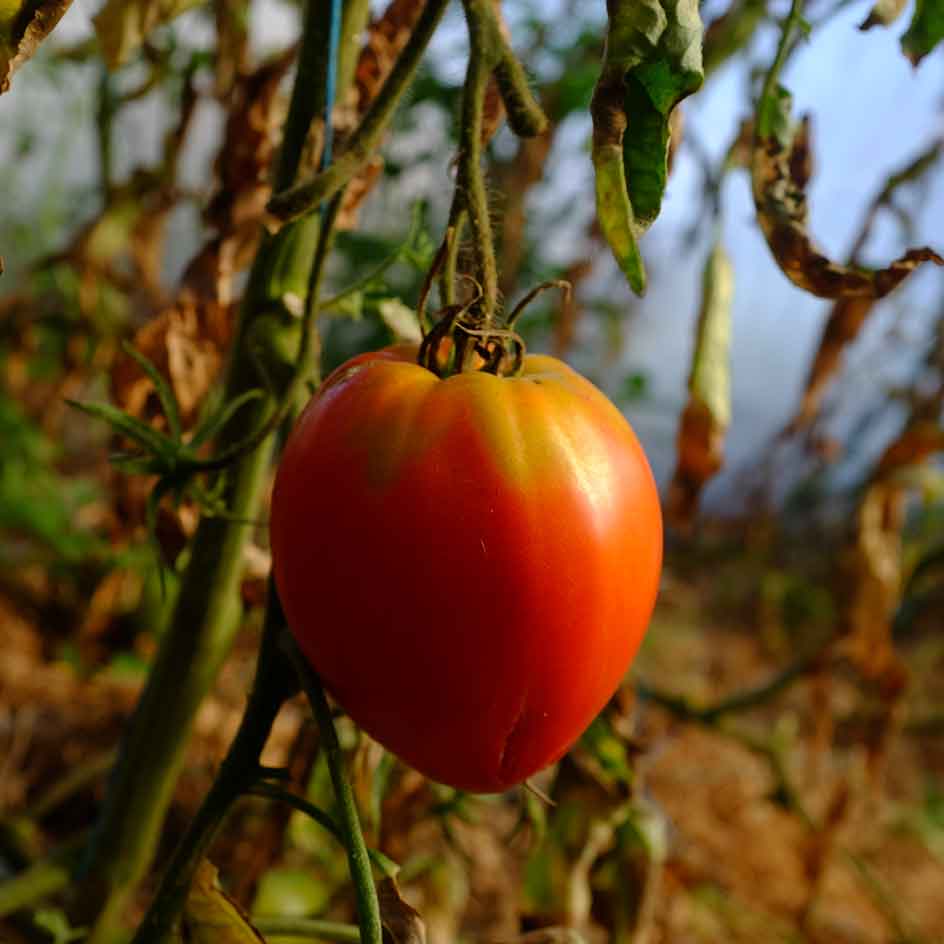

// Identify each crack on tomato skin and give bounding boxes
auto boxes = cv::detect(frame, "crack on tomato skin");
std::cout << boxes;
[496,693,530,787]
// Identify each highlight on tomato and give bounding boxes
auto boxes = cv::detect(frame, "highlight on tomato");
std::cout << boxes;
[270,318,662,792]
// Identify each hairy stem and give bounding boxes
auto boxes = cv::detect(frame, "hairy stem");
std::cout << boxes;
[129,591,299,944]
[289,650,383,944]
[267,0,452,224]
[456,0,506,323]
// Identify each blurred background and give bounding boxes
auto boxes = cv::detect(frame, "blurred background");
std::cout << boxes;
[1,0,943,942]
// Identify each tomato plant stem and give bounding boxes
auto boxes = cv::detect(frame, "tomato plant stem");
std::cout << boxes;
[70,2,368,937]
[129,591,299,944]
[457,0,501,324]
[289,650,384,944]
[267,0,452,225]
[756,0,806,139]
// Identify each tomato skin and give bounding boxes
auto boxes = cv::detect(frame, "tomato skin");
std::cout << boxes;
[270,345,662,792]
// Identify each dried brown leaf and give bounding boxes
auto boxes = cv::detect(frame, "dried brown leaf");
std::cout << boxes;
[0,0,73,94]
[354,0,428,114]
[840,483,906,685]
[874,418,944,478]
[379,877,427,944]
[859,0,908,30]
[792,296,875,430]
[213,0,250,98]
[337,156,384,232]
[183,859,267,944]
[206,47,296,236]
[752,113,943,299]
[111,299,233,427]
[667,239,733,530]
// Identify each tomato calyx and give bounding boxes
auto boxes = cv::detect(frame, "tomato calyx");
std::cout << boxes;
[415,241,572,380]
[417,293,526,379]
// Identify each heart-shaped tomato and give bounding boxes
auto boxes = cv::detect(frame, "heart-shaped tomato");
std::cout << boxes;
[270,345,662,792]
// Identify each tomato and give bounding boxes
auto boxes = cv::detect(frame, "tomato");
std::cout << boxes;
[270,345,662,792]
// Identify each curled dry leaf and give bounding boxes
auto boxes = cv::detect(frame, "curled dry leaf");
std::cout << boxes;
[752,93,943,299]
[859,0,908,31]
[591,0,704,295]
[207,46,297,239]
[790,138,942,430]
[183,859,267,944]
[379,876,427,944]
[667,238,733,530]
[841,481,911,692]
[792,296,874,429]
[111,299,233,427]
[0,0,73,93]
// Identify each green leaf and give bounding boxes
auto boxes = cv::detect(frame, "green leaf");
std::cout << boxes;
[592,145,647,294]
[591,0,704,296]
[66,399,178,459]
[901,0,944,64]
[94,0,205,69]
[1,1,73,94]
[189,389,266,450]
[122,341,182,442]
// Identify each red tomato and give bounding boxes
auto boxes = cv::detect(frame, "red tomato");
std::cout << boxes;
[270,345,662,792]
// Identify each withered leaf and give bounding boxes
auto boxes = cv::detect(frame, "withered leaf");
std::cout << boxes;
[0,0,73,94]
[790,139,942,430]
[792,296,874,429]
[111,299,233,428]
[842,482,908,683]
[94,0,204,70]
[752,92,943,299]
[667,238,733,529]
[859,0,908,30]
[591,0,704,295]
[379,876,426,944]
[183,859,268,944]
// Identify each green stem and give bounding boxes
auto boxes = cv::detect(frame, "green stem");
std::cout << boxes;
[756,0,806,138]
[289,648,383,944]
[70,2,363,936]
[129,592,298,944]
[253,917,362,942]
[477,2,546,138]
[438,209,466,308]
[456,0,504,323]
[267,0,451,224]
[247,783,399,878]
[185,190,344,475]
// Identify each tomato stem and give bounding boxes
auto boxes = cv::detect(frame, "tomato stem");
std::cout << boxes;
[127,588,300,944]
[288,649,385,944]
[456,0,501,326]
